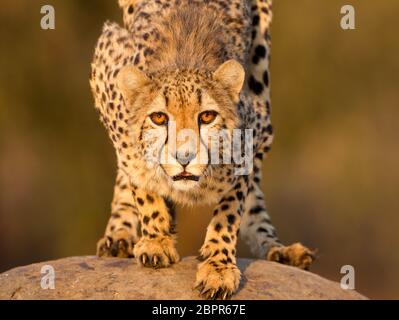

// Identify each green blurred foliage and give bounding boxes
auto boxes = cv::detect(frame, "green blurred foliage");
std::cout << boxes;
[0,1,398,299]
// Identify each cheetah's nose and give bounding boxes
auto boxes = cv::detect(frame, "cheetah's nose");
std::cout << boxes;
[176,151,196,167]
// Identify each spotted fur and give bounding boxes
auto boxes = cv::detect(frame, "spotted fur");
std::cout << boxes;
[90,0,315,300]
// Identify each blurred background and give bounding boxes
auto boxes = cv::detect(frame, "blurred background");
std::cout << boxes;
[0,0,398,299]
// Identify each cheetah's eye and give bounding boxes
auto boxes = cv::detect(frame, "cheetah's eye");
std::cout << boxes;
[149,112,168,126]
[199,110,218,125]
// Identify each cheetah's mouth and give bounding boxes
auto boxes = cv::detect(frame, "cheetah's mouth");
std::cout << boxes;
[172,171,200,182]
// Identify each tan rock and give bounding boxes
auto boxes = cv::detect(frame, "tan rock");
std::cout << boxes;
[0,256,366,300]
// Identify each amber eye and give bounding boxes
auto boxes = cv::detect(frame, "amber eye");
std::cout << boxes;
[199,111,218,125]
[149,112,168,126]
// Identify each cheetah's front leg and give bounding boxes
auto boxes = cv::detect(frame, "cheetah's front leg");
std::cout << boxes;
[195,179,246,300]
[97,169,140,258]
[133,189,179,268]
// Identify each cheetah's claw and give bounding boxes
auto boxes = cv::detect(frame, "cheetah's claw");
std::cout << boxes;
[96,229,135,258]
[195,260,241,300]
[195,282,234,300]
[134,236,179,268]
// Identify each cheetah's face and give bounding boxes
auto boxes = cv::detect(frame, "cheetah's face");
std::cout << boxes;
[117,60,244,190]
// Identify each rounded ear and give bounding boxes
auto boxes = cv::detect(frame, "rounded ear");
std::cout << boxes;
[118,0,131,9]
[117,65,151,97]
[213,59,245,98]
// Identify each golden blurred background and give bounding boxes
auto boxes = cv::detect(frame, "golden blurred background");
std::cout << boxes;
[0,1,398,299]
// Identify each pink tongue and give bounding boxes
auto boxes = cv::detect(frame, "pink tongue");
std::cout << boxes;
[179,171,192,177]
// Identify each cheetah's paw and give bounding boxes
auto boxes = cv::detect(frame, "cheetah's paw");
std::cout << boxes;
[267,242,316,270]
[96,229,135,258]
[133,236,179,268]
[195,259,241,300]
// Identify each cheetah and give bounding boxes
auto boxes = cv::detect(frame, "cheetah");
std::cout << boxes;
[90,0,315,300]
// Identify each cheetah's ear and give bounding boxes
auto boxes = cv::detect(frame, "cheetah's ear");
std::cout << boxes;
[117,65,151,97]
[213,59,245,99]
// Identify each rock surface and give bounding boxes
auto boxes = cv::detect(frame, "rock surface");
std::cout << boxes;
[0,256,366,300]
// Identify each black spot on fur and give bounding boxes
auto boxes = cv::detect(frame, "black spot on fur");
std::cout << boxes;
[227,214,236,225]
[144,48,154,57]
[222,235,231,243]
[146,194,154,203]
[210,261,218,267]
[262,7,269,14]
[134,54,140,65]
[215,223,222,232]
[265,124,273,134]
[123,221,132,228]
[250,206,264,214]
[196,89,202,105]
[249,76,264,95]
[137,197,144,206]
[252,15,260,26]
[143,216,150,225]
[257,227,269,234]
[263,70,269,87]
[151,211,160,219]
[252,55,259,64]
[255,45,266,58]
[221,204,229,211]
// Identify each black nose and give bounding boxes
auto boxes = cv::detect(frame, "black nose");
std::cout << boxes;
[176,151,196,167]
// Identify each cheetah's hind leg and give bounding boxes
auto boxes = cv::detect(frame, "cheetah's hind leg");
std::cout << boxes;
[241,180,317,270]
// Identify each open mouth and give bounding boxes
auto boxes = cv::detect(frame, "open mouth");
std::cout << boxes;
[172,171,200,181]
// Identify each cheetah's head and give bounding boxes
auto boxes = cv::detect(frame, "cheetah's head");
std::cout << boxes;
[117,60,245,190]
